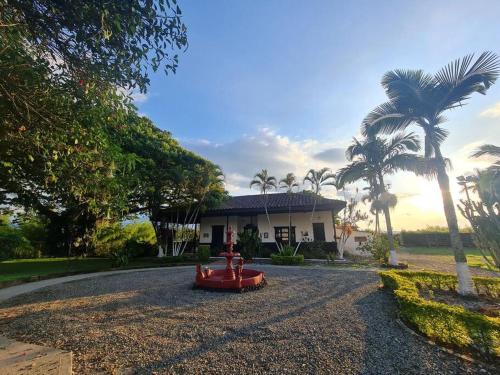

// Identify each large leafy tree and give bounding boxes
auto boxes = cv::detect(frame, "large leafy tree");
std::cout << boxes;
[116,115,226,256]
[1,0,187,93]
[362,52,500,294]
[337,133,423,265]
[1,84,138,255]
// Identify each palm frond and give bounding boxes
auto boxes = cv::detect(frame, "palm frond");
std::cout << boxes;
[336,162,371,188]
[471,144,500,158]
[434,52,500,111]
[381,69,435,112]
[362,101,414,136]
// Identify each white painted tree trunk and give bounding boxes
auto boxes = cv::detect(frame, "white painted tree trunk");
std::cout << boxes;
[456,262,475,296]
[157,245,164,258]
[388,250,398,266]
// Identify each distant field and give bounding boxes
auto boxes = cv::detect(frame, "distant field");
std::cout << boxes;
[0,257,195,284]
[400,247,498,272]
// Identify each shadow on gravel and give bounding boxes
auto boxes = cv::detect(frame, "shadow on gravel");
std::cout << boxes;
[355,289,479,374]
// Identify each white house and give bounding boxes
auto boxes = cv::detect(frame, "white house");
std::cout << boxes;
[198,192,346,251]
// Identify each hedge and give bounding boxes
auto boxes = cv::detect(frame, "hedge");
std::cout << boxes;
[271,254,304,265]
[400,232,475,248]
[379,270,500,358]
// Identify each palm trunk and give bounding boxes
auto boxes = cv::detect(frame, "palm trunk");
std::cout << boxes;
[264,192,281,252]
[378,174,397,265]
[435,150,475,295]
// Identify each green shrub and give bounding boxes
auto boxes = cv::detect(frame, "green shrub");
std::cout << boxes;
[96,221,157,258]
[197,245,211,262]
[237,230,261,259]
[358,234,398,264]
[111,248,130,267]
[271,253,304,265]
[0,226,39,260]
[379,270,500,358]
[279,244,295,256]
[298,241,337,259]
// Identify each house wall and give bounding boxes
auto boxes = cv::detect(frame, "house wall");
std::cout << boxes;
[257,211,335,243]
[199,210,336,244]
[199,216,238,244]
[341,230,372,256]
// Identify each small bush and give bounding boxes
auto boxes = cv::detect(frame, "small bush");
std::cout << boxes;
[299,241,337,259]
[237,230,261,259]
[0,226,39,260]
[111,248,129,267]
[279,244,295,256]
[197,245,211,262]
[358,234,398,264]
[271,253,304,265]
[379,270,500,358]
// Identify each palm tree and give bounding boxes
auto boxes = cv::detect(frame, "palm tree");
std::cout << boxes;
[303,168,336,195]
[337,132,423,265]
[472,144,500,176]
[280,173,299,246]
[250,169,280,251]
[303,168,338,246]
[361,185,383,234]
[362,52,500,294]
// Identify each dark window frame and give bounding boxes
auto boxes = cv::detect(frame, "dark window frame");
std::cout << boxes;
[274,226,296,244]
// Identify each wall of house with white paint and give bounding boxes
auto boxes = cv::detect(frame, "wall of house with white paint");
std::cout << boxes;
[340,230,372,256]
[199,210,336,245]
[257,211,335,243]
[199,216,238,244]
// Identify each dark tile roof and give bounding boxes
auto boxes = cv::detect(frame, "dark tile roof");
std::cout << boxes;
[204,192,345,216]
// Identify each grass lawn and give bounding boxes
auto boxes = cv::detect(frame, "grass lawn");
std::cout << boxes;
[0,257,198,285]
[401,246,498,272]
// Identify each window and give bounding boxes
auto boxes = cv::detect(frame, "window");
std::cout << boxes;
[274,226,296,244]
[354,236,367,244]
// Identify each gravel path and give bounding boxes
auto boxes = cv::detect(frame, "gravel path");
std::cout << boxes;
[399,252,499,277]
[0,266,494,374]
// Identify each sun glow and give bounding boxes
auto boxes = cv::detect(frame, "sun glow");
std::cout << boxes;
[410,180,445,213]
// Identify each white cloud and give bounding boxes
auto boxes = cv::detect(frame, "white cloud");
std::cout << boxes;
[116,87,149,104]
[130,92,148,104]
[480,101,500,118]
[181,127,348,197]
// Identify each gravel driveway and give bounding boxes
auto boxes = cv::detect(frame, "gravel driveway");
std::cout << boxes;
[0,265,493,374]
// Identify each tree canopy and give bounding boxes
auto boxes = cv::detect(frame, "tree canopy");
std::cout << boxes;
[0,2,226,256]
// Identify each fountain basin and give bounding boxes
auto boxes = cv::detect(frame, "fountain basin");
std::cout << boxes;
[194,226,266,292]
[195,266,265,290]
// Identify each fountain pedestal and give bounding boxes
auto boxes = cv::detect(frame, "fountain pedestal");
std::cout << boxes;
[194,226,266,292]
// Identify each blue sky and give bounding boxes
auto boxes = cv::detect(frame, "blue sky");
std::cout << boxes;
[135,0,500,230]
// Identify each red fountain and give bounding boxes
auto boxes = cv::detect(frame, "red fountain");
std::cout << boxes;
[195,226,266,292]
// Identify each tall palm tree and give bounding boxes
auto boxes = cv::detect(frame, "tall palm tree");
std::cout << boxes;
[303,167,338,245]
[362,52,500,294]
[337,132,423,265]
[250,169,280,250]
[280,173,299,246]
